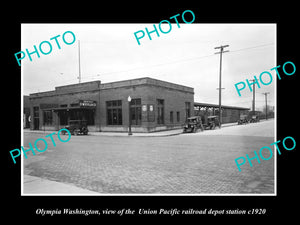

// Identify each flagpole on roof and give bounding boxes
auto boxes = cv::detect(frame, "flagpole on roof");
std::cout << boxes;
[78,40,81,83]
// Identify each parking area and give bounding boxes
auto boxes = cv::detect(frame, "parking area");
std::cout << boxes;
[23,120,275,194]
[188,119,274,137]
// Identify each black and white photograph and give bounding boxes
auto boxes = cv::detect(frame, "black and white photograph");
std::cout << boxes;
[21,23,276,195]
[4,4,298,220]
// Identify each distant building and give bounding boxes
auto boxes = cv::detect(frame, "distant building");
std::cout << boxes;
[194,102,250,124]
[28,77,194,132]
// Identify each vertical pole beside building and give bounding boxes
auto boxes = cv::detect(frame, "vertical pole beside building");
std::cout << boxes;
[249,79,256,115]
[262,92,270,120]
[253,79,255,114]
[98,80,101,132]
[214,45,229,128]
[78,40,81,83]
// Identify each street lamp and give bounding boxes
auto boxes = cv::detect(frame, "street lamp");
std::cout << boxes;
[128,96,132,135]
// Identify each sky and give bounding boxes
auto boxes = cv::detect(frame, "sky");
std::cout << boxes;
[22,23,276,111]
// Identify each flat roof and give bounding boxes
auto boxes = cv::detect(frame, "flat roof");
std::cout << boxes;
[29,77,194,98]
[194,102,250,110]
[100,77,194,93]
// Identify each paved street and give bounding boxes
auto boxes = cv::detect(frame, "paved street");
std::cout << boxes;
[23,119,275,194]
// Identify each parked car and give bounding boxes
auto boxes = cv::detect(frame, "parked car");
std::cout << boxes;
[61,120,89,135]
[183,116,204,133]
[237,114,248,125]
[250,115,260,123]
[202,115,220,130]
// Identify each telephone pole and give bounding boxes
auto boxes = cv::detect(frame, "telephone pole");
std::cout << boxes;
[214,45,229,128]
[250,79,256,114]
[78,40,81,83]
[262,92,270,120]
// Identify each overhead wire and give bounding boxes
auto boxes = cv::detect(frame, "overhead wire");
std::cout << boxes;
[82,42,275,80]
[24,42,275,93]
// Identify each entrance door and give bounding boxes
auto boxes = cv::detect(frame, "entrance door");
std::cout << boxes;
[33,106,39,130]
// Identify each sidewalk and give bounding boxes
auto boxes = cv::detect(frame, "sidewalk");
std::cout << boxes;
[23,121,242,137]
[23,175,99,195]
[90,129,184,137]
[24,128,184,137]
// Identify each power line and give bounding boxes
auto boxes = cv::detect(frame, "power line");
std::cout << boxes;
[82,53,216,80]
[230,43,274,53]
[23,43,275,93]
[24,42,275,82]
[83,43,274,80]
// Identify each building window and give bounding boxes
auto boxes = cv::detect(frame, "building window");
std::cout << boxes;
[59,110,68,125]
[170,111,173,123]
[69,110,81,120]
[58,109,94,126]
[185,102,191,120]
[177,111,180,123]
[33,106,39,118]
[85,110,95,125]
[107,100,122,125]
[70,103,79,107]
[157,99,164,124]
[43,110,53,126]
[130,98,141,125]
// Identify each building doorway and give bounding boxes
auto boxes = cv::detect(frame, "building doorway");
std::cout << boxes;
[33,106,39,130]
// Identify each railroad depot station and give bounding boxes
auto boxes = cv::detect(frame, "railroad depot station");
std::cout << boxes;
[24,77,249,132]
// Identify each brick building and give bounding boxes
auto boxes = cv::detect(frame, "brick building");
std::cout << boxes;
[28,77,194,132]
[23,95,31,128]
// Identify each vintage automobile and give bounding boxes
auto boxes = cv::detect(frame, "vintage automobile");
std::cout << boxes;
[237,114,249,125]
[183,116,204,133]
[202,115,220,130]
[250,115,260,123]
[61,120,89,135]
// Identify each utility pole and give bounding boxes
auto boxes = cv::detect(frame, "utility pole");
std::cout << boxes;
[250,79,256,114]
[214,45,229,128]
[262,92,270,120]
[78,40,81,83]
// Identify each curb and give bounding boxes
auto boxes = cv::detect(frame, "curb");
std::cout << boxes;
[23,129,183,137]
[89,130,183,137]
